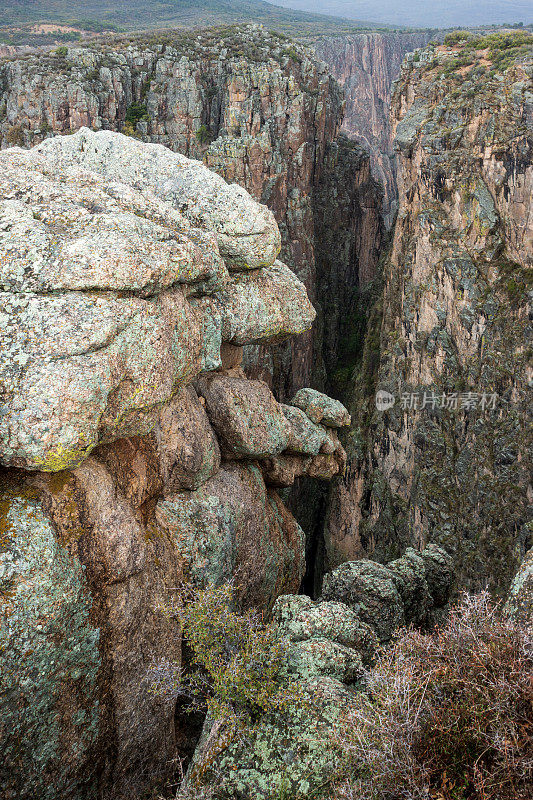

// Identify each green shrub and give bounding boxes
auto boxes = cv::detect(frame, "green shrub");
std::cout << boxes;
[332,593,533,800]
[195,124,212,145]
[124,101,148,129]
[444,30,472,45]
[54,46,68,57]
[5,125,24,146]
[151,583,303,727]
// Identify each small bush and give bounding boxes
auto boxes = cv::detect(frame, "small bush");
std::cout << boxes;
[195,124,212,145]
[5,125,24,146]
[151,582,303,728]
[444,31,472,46]
[54,46,68,57]
[124,101,148,130]
[333,593,533,800]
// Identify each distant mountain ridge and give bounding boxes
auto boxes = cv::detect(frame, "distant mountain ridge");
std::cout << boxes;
[274,0,532,29]
[0,0,392,36]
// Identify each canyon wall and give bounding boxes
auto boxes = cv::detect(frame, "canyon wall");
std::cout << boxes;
[0,25,382,399]
[0,129,351,800]
[323,42,532,593]
[315,32,434,225]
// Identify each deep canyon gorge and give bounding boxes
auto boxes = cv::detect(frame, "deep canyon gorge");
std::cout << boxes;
[0,23,531,800]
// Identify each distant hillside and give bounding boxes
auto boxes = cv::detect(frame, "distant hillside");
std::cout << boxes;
[274,0,532,29]
[0,0,393,37]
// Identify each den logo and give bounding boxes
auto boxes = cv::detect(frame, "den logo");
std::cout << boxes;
[375,389,395,411]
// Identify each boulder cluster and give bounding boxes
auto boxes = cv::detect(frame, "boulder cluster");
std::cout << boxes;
[0,130,352,800]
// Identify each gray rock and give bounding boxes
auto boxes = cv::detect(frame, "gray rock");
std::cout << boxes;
[290,387,351,427]
[35,128,281,269]
[155,463,304,610]
[505,546,533,626]
[196,374,291,459]
[321,559,405,642]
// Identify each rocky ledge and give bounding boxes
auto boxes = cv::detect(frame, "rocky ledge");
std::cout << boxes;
[0,130,350,800]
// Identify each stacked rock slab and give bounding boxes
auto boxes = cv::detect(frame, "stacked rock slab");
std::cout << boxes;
[0,131,351,800]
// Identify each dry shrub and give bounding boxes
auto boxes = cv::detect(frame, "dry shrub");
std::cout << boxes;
[333,593,533,800]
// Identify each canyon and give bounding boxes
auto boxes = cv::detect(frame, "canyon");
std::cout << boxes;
[0,24,531,800]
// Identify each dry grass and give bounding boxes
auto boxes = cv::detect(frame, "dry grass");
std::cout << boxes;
[332,593,533,800]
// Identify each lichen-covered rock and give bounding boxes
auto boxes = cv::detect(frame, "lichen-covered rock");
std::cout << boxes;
[193,260,316,347]
[0,131,316,472]
[0,145,228,294]
[505,546,533,626]
[0,461,183,800]
[0,288,203,470]
[273,594,378,670]
[195,374,291,459]
[34,127,281,269]
[187,677,354,800]
[281,404,333,455]
[290,387,351,427]
[155,463,304,609]
[321,544,452,642]
[322,559,404,642]
[0,486,101,800]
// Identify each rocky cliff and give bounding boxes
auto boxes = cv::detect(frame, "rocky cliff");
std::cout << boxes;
[0,25,383,398]
[324,37,532,594]
[0,129,351,800]
[315,32,434,225]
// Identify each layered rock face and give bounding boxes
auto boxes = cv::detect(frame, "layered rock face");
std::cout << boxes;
[325,43,532,593]
[0,25,383,397]
[315,32,434,225]
[0,130,350,800]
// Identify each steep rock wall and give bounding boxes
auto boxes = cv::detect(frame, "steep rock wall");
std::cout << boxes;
[315,32,434,225]
[0,25,383,398]
[0,130,351,800]
[323,42,532,593]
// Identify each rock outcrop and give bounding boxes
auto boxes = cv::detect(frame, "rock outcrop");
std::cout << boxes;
[323,39,532,594]
[315,32,434,225]
[0,25,383,399]
[187,541,452,800]
[0,130,350,800]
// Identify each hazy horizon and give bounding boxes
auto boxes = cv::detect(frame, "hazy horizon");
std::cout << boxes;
[270,0,532,28]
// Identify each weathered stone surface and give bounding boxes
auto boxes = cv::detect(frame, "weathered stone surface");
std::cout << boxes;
[0,131,317,473]
[35,127,281,270]
[323,41,533,595]
[505,546,533,626]
[281,404,332,455]
[0,461,183,800]
[322,559,404,642]
[315,32,434,226]
[0,127,351,800]
[273,594,378,669]
[0,288,203,470]
[155,463,304,609]
[0,145,228,294]
[261,450,346,488]
[153,385,220,492]
[0,26,382,401]
[0,484,101,800]
[321,545,453,642]
[196,374,291,459]
[188,677,355,800]
[290,387,351,427]
[193,260,316,348]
